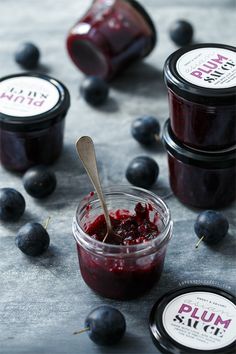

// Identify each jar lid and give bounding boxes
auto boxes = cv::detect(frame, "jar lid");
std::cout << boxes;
[0,73,70,132]
[162,120,236,169]
[126,0,157,48]
[164,43,236,105]
[149,285,236,354]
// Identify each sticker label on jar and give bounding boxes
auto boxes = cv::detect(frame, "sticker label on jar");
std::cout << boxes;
[176,47,236,88]
[162,291,236,350]
[0,76,60,117]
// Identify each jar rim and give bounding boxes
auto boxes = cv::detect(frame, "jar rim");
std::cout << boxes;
[73,185,172,255]
[164,43,236,105]
[0,72,70,132]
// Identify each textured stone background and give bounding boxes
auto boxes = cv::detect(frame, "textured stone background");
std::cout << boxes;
[0,1,235,353]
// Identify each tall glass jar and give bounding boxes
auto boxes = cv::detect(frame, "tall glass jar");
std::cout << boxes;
[72,186,173,300]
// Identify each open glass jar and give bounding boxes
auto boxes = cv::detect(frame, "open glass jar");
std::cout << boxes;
[66,0,156,80]
[72,186,172,300]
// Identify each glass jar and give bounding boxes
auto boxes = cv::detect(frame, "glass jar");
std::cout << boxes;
[72,186,173,300]
[66,0,156,80]
[0,73,70,172]
[162,120,236,209]
[164,43,236,151]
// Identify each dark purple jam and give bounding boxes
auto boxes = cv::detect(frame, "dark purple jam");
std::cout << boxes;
[164,43,236,151]
[66,0,156,80]
[0,73,70,172]
[86,202,160,245]
[168,89,236,151]
[76,202,167,300]
[163,120,236,209]
[77,244,165,299]
[168,153,236,209]
[0,121,64,172]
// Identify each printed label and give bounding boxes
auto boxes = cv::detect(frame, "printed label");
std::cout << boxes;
[162,292,236,350]
[176,47,236,89]
[0,76,60,117]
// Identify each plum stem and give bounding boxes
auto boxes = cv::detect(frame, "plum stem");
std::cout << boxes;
[44,216,51,230]
[73,327,90,335]
[195,236,205,249]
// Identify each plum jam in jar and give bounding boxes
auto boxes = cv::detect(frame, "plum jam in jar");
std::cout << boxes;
[164,44,236,151]
[0,73,70,172]
[66,0,156,80]
[72,186,173,300]
[163,120,236,209]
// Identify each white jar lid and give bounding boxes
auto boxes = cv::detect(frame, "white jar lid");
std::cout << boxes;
[150,285,236,353]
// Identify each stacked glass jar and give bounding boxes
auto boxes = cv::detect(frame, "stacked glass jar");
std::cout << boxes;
[163,43,236,209]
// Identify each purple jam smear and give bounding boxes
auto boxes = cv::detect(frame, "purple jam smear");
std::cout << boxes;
[85,202,160,245]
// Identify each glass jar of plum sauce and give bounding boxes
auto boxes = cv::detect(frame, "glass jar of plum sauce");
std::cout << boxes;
[164,44,236,151]
[163,120,236,209]
[67,0,156,80]
[0,73,70,172]
[72,186,173,300]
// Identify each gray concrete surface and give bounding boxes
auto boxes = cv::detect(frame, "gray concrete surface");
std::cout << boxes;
[0,1,235,353]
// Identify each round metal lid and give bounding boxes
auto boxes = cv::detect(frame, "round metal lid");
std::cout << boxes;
[0,72,70,132]
[149,285,236,354]
[164,43,236,105]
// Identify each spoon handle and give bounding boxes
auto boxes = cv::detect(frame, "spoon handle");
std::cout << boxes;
[76,136,112,233]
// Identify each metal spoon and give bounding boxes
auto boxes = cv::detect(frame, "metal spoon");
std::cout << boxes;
[76,136,114,243]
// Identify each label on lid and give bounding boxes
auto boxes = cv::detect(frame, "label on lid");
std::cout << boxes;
[162,291,236,351]
[176,47,236,89]
[0,76,60,117]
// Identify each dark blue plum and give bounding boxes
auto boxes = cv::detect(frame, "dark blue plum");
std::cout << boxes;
[15,42,40,69]
[0,188,25,222]
[194,210,229,245]
[131,116,160,145]
[85,306,126,346]
[170,20,193,46]
[126,156,159,188]
[80,77,109,106]
[15,222,50,256]
[23,166,57,199]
